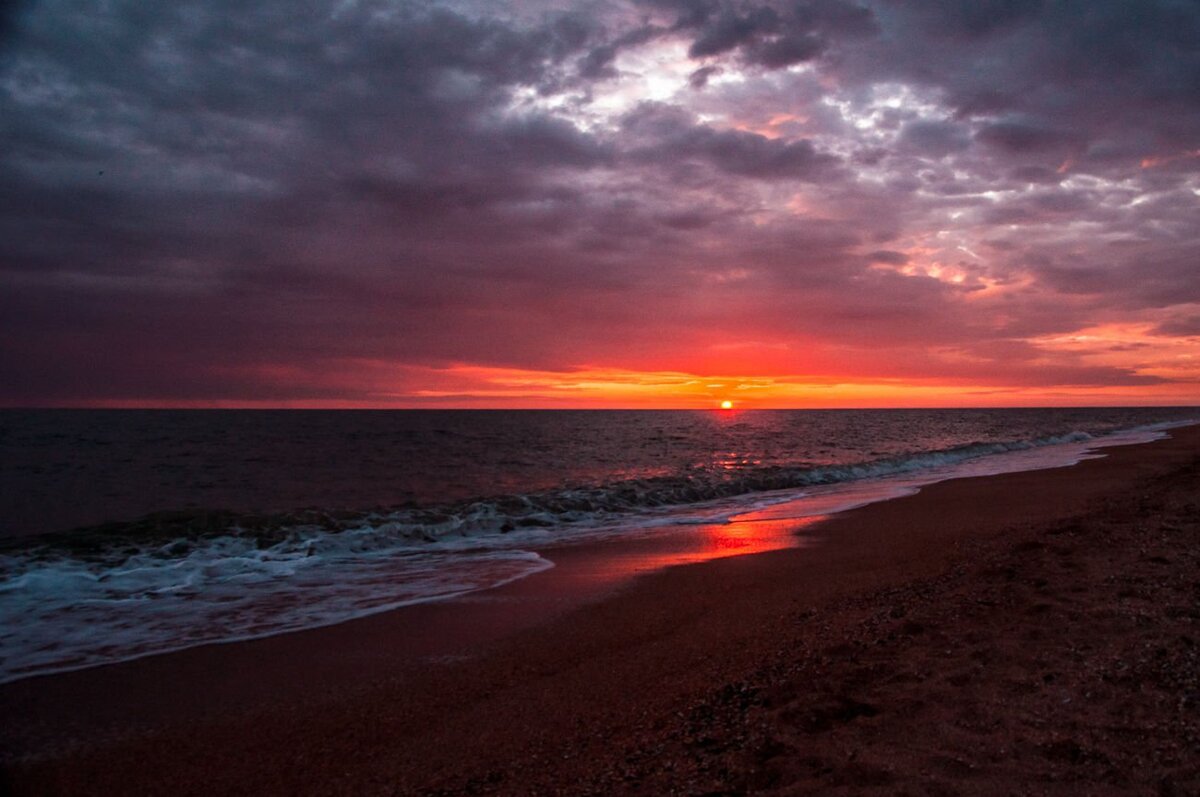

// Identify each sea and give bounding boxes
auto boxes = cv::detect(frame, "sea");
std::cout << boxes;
[1,407,1196,683]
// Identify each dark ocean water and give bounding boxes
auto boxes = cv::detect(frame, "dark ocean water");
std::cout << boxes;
[0,407,1196,682]
[3,407,1198,539]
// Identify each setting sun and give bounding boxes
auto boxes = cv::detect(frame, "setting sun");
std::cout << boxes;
[720,400,734,410]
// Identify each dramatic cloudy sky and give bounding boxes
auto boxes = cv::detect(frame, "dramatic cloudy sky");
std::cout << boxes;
[2,0,1199,407]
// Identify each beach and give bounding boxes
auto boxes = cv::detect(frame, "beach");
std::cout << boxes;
[7,0,1200,791]
[2,424,1198,795]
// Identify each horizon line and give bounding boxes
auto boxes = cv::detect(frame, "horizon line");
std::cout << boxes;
[3,404,1198,411]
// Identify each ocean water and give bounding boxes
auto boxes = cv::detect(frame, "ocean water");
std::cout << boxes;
[0,407,1196,682]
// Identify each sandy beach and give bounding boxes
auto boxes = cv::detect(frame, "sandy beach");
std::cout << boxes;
[3,425,1198,795]
[7,0,1200,791]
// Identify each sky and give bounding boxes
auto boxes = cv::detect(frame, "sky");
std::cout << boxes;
[1,0,1199,408]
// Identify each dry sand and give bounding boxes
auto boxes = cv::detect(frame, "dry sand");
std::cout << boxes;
[2,425,1198,795]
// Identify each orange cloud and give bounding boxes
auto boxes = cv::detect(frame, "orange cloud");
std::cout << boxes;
[1140,149,1200,169]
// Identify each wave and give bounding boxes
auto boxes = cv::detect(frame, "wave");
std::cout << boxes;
[0,421,1191,683]
[1,430,1100,570]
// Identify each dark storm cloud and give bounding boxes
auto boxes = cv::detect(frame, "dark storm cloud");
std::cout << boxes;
[622,102,840,181]
[854,1,1200,175]
[0,1,625,389]
[0,1,609,265]
[578,23,664,79]
[899,0,1046,41]
[687,64,722,89]
[687,7,781,58]
[974,120,1079,154]
[638,0,874,68]
[1,0,1198,404]
[898,120,972,156]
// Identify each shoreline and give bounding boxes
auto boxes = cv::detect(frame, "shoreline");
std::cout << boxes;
[2,422,1185,687]
[3,425,1199,794]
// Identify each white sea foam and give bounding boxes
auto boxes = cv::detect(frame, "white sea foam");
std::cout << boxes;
[0,420,1192,684]
[0,547,552,683]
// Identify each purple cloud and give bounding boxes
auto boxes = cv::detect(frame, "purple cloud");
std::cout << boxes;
[0,0,1197,405]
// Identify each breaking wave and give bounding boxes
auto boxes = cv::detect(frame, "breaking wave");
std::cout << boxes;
[0,422,1191,683]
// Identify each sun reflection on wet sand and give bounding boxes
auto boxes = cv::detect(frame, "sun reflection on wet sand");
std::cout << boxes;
[540,514,827,594]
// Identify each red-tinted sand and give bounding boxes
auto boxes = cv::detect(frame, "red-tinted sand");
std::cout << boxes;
[2,426,1198,795]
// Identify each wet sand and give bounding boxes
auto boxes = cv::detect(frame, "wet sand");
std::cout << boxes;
[3,425,1198,794]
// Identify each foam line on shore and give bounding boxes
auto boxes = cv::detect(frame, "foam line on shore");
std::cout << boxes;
[0,420,1193,684]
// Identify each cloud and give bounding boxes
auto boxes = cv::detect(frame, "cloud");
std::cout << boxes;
[898,120,972,156]
[867,250,908,265]
[687,64,722,89]
[0,0,1197,405]
[975,120,1078,154]
[1153,316,1200,338]
[687,7,781,58]
[905,0,1047,41]
[622,101,841,180]
[660,0,874,68]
